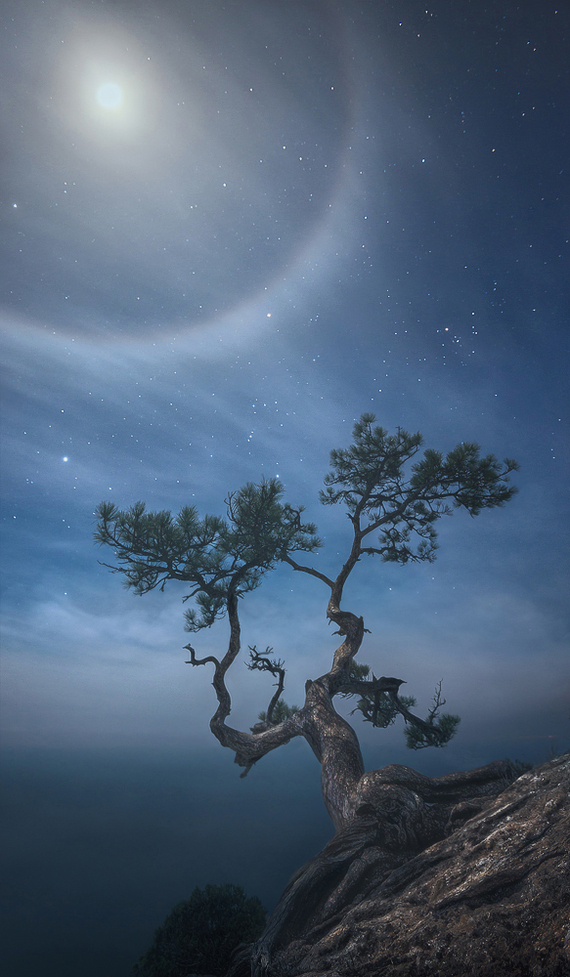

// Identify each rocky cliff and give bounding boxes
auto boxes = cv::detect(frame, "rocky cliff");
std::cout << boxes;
[232,753,570,977]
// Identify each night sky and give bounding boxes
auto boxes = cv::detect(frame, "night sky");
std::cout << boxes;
[1,2,569,975]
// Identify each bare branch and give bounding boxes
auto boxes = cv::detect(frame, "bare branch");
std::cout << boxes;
[184,644,220,669]
[281,554,334,590]
[247,646,286,726]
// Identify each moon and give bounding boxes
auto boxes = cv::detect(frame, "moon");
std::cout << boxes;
[96,82,123,109]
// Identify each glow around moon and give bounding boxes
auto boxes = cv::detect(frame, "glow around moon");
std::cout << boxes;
[52,15,159,142]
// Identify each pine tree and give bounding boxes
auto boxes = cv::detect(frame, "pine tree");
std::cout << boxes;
[95,414,518,830]
[131,883,266,977]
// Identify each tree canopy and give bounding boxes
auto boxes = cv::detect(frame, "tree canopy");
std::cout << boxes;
[95,475,320,631]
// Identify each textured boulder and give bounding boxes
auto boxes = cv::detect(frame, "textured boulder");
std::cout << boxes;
[234,753,570,977]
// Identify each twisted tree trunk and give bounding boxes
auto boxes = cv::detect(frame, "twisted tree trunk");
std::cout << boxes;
[226,757,515,977]
[188,591,516,977]
[187,588,379,829]
[187,595,371,828]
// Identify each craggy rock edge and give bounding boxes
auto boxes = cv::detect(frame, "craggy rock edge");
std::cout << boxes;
[231,753,570,977]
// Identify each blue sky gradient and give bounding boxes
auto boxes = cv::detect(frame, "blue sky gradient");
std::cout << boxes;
[1,2,568,974]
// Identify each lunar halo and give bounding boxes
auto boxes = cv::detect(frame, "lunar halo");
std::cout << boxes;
[8,12,359,353]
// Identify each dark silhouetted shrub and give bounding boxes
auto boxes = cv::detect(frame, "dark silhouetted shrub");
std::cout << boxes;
[131,883,266,977]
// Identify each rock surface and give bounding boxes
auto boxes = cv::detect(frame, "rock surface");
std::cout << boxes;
[233,754,570,977]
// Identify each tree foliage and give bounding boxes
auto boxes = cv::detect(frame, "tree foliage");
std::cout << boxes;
[95,477,320,631]
[130,883,266,977]
[319,415,518,565]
